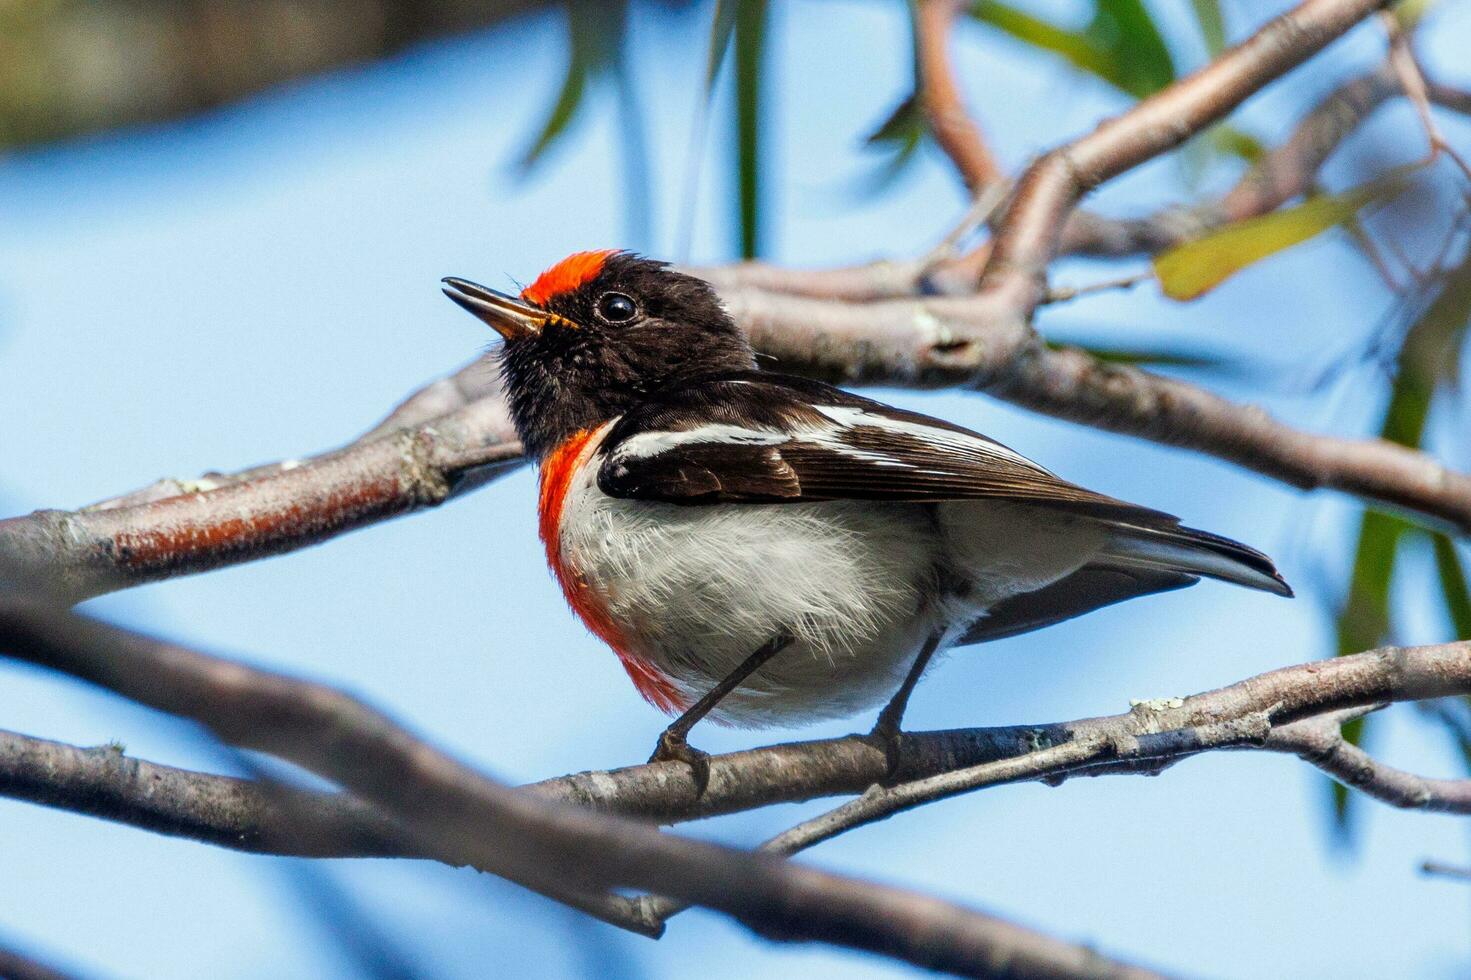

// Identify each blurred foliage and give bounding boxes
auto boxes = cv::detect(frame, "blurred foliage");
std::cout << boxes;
[1433,532,1471,639]
[1204,124,1265,165]
[519,0,761,255]
[1188,0,1226,57]
[517,0,660,245]
[863,94,928,190]
[858,0,926,193]
[969,0,1175,100]
[1153,168,1415,300]
[0,0,568,149]
[520,1,630,169]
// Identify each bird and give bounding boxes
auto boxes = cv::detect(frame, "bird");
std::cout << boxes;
[442,250,1291,788]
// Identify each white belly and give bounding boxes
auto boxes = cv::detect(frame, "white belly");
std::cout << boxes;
[557,464,945,726]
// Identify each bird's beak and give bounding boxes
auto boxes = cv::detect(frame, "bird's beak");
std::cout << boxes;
[441,277,549,340]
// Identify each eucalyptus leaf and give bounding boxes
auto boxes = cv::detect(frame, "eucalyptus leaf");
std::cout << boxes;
[704,0,738,93]
[970,0,1175,99]
[1154,170,1414,301]
[1189,0,1227,56]
[1431,534,1471,639]
[1400,245,1471,389]
[518,0,628,170]
[856,1,929,193]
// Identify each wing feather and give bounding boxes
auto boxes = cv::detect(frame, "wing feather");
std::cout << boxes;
[596,374,1174,524]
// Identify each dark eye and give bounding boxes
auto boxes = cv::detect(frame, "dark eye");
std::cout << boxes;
[596,292,637,323]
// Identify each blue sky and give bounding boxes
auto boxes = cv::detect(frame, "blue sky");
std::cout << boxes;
[2,2,1470,977]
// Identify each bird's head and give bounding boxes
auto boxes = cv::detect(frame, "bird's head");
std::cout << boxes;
[443,250,754,459]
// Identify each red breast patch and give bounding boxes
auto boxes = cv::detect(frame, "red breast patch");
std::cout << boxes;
[538,428,687,715]
[522,249,619,307]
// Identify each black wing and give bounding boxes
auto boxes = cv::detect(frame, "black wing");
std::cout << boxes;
[595,373,1174,523]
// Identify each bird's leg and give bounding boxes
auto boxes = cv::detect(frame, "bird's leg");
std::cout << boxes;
[869,633,943,782]
[649,631,793,795]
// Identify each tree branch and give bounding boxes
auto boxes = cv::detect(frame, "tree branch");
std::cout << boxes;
[1262,709,1471,812]
[7,636,1468,865]
[0,600,1162,980]
[917,0,1004,191]
[0,385,521,602]
[0,728,406,857]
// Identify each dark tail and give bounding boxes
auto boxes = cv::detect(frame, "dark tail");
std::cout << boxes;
[1099,523,1292,597]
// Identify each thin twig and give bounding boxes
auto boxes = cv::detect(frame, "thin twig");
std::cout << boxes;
[1042,271,1153,305]
[1383,15,1471,187]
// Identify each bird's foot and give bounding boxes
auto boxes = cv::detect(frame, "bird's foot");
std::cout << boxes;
[865,719,907,786]
[649,729,711,797]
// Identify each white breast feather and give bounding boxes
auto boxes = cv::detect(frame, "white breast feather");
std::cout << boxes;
[557,460,945,726]
[568,410,1104,726]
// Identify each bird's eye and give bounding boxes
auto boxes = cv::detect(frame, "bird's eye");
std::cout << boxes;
[596,292,637,323]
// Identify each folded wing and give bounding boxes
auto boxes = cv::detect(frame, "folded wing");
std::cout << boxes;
[597,373,1290,599]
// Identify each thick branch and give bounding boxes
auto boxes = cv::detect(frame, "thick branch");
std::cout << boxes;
[0,386,521,602]
[0,729,405,856]
[0,601,1160,980]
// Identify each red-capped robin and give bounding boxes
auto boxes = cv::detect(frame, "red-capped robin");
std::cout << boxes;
[442,251,1290,787]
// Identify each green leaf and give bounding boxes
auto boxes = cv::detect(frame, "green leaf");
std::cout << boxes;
[1189,0,1227,56]
[1432,534,1471,639]
[1154,170,1413,301]
[1395,0,1439,30]
[1086,0,1175,98]
[855,2,929,194]
[971,2,1108,82]
[1399,245,1471,390]
[518,0,626,171]
[1329,507,1409,838]
[1336,512,1407,658]
[970,0,1175,99]
[703,0,739,93]
[1178,123,1264,190]
[519,40,590,169]
[867,94,924,148]
[1208,124,1264,165]
[857,94,928,191]
[732,0,768,259]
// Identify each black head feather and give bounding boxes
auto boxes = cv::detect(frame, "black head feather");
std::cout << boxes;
[497,252,755,459]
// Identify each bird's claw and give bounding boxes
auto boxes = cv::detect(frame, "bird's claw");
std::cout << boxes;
[649,730,711,797]
[866,720,906,785]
